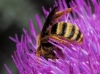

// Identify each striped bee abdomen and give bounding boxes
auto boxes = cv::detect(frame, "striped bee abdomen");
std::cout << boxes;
[51,22,67,35]
[67,25,75,38]
[50,22,83,43]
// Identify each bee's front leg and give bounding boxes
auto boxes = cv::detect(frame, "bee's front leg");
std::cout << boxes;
[49,35,69,46]
[52,6,76,21]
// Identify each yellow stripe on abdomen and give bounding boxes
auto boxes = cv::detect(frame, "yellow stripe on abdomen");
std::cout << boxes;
[64,22,72,38]
[56,22,64,35]
[71,25,79,40]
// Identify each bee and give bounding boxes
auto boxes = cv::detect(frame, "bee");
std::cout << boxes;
[36,6,83,60]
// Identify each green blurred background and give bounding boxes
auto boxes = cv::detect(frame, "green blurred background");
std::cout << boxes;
[0,0,76,74]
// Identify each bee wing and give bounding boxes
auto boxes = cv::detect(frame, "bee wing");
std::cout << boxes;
[41,6,59,37]
[49,35,76,46]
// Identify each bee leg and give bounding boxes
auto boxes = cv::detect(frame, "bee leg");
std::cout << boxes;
[37,34,41,47]
[36,49,40,57]
[49,35,69,46]
[36,34,42,63]
[53,6,76,21]
[36,48,41,63]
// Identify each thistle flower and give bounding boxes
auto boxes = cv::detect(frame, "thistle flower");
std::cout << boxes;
[5,0,100,74]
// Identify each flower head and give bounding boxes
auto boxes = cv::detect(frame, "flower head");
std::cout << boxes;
[5,0,100,74]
